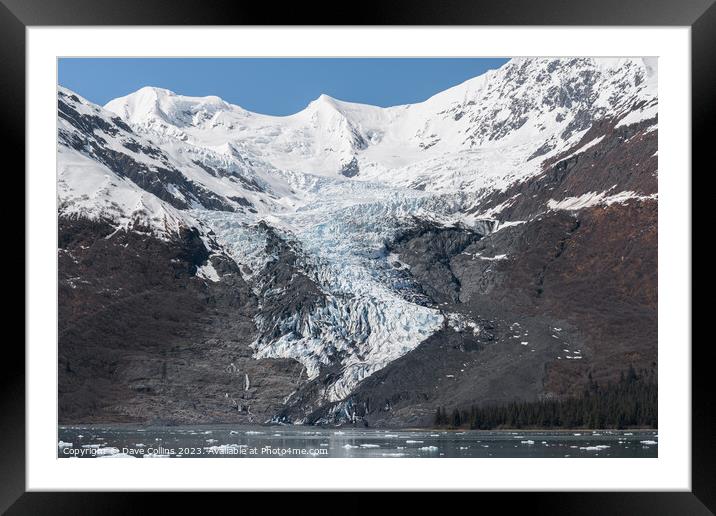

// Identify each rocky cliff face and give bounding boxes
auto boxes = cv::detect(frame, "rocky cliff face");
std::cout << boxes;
[58,57,657,425]
[58,217,305,424]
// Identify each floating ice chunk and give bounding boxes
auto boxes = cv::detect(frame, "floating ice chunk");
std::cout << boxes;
[521,440,535,445]
[343,444,359,449]
[406,440,424,444]
[640,440,657,445]
[360,444,380,448]
[98,452,134,458]
[418,446,439,451]
[58,441,73,449]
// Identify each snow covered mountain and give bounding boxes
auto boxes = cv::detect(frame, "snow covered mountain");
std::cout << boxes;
[58,58,658,425]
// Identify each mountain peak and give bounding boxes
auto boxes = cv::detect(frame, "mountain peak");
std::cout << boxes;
[316,93,335,102]
[305,93,344,113]
[105,86,237,127]
[136,85,176,97]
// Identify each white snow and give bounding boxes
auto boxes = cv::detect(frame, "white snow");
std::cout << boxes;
[474,253,508,261]
[616,100,658,128]
[57,147,194,238]
[493,220,526,232]
[196,261,220,282]
[548,190,657,212]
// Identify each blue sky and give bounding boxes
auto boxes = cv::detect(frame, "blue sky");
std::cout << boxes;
[58,58,509,116]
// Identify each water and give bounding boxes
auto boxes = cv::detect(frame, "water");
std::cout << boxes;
[57,426,657,458]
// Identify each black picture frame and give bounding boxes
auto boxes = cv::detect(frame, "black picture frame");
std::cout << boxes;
[4,0,710,512]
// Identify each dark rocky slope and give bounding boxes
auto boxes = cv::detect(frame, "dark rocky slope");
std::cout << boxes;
[58,217,304,424]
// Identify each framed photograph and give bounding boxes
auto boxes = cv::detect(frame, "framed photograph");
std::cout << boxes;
[6,0,710,511]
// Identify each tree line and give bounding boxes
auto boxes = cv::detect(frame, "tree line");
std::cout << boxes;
[434,366,657,430]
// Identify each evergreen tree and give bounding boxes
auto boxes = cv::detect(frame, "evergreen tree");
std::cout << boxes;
[434,407,446,426]
[451,408,461,428]
[442,367,658,430]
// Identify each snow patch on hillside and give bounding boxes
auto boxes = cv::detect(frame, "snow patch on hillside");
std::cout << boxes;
[547,190,658,211]
[57,147,193,237]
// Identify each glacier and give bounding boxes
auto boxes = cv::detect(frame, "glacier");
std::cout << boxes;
[58,57,658,405]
